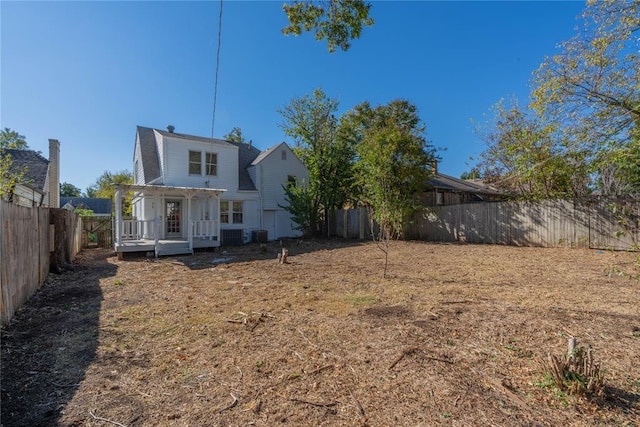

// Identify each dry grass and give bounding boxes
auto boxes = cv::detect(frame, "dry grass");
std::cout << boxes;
[2,239,639,426]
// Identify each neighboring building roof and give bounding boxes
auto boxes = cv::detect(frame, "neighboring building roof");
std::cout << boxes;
[60,197,112,215]
[427,172,503,196]
[3,148,49,192]
[135,126,262,191]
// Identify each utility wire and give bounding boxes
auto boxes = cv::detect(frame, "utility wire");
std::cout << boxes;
[211,0,223,139]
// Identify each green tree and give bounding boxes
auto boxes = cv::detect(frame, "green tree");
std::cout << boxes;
[278,88,356,234]
[0,128,29,150]
[0,151,25,199]
[531,0,640,194]
[0,128,29,198]
[476,98,590,200]
[224,127,246,143]
[279,180,319,237]
[86,170,133,215]
[345,100,436,277]
[60,182,82,197]
[282,0,374,52]
[460,168,481,180]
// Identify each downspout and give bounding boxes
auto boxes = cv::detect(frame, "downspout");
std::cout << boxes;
[257,165,263,230]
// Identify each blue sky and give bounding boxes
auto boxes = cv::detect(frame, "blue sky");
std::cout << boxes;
[2,1,585,193]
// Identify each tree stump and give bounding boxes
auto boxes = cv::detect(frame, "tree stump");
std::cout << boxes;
[277,248,288,264]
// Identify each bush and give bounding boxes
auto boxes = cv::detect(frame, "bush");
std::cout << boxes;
[543,343,605,397]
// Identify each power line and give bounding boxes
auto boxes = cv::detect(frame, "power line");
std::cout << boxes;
[211,0,223,139]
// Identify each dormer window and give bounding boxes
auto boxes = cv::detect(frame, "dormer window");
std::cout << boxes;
[206,152,217,176]
[189,150,201,175]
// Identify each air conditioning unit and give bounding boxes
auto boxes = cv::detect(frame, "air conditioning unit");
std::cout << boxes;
[221,229,244,246]
[252,230,268,243]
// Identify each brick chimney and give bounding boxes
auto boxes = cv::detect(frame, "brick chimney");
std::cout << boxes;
[48,139,60,208]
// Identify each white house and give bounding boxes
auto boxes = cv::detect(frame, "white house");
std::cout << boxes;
[113,125,308,256]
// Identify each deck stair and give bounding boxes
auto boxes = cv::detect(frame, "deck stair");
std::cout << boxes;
[156,241,192,257]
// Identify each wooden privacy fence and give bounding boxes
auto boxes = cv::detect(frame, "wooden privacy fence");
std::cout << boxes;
[1,200,83,325]
[331,198,639,251]
[81,216,113,249]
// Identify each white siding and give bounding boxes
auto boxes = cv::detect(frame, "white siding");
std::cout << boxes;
[256,144,308,210]
[162,136,239,191]
[251,143,308,239]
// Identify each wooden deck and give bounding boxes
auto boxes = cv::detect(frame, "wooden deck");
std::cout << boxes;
[115,237,220,257]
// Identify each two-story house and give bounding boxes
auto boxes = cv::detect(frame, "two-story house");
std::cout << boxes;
[113,126,308,257]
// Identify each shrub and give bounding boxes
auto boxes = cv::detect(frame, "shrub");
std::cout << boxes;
[543,343,605,397]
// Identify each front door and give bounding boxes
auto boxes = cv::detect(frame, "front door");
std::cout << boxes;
[165,200,182,238]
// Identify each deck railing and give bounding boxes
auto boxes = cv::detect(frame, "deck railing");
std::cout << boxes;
[191,219,219,239]
[120,219,156,241]
[118,218,218,243]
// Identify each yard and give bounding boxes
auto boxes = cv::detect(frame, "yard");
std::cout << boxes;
[1,240,639,426]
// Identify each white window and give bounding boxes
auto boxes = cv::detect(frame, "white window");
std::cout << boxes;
[232,202,243,223]
[220,201,243,224]
[189,150,201,175]
[206,152,217,176]
[220,201,229,224]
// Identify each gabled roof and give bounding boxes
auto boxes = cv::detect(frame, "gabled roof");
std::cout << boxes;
[250,142,283,166]
[60,197,112,215]
[3,148,49,192]
[135,126,260,191]
[427,172,502,196]
[137,126,161,183]
[224,140,261,191]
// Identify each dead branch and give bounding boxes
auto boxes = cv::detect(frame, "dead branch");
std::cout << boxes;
[423,355,454,364]
[485,377,528,411]
[150,325,179,337]
[218,393,239,413]
[88,410,127,427]
[297,328,318,348]
[290,397,337,408]
[348,388,365,416]
[388,347,419,370]
[307,364,334,375]
[389,347,453,370]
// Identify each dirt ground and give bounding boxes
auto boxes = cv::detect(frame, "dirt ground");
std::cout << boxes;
[1,239,639,427]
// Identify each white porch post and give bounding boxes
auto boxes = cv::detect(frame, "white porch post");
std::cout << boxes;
[154,199,160,257]
[217,193,221,244]
[187,193,193,253]
[115,187,122,245]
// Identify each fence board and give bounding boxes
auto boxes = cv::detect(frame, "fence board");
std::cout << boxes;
[1,201,83,325]
[333,197,639,251]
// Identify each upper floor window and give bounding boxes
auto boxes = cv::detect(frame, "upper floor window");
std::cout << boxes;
[189,150,201,175]
[206,152,217,176]
[287,175,297,188]
[281,150,287,160]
